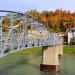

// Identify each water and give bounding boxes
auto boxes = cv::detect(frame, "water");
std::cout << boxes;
[0,53,75,75]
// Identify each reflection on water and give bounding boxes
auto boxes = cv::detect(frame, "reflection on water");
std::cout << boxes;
[0,54,75,75]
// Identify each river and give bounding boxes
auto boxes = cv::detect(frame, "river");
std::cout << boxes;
[0,53,75,75]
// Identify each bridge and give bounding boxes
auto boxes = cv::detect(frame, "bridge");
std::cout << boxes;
[0,10,63,72]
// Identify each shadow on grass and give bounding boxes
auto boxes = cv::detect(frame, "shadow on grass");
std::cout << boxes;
[0,55,40,75]
[0,58,28,74]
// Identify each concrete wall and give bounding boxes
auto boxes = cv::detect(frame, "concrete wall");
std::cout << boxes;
[42,46,59,65]
[40,45,62,72]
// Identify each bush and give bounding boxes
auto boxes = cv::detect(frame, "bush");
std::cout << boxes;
[71,37,75,45]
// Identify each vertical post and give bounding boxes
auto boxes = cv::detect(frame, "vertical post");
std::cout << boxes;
[39,22,42,46]
[36,19,39,46]
[29,17,33,47]
[0,17,3,56]
[17,27,20,50]
[37,20,39,46]
[22,14,26,48]
[10,12,14,51]
[27,16,30,47]
[25,15,29,47]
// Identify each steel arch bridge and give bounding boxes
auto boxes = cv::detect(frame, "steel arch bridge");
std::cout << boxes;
[0,10,62,57]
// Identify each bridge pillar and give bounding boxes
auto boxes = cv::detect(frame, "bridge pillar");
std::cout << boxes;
[40,46,60,72]
[58,37,64,59]
[57,45,63,59]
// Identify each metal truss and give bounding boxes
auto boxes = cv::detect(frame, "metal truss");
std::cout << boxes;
[0,10,61,57]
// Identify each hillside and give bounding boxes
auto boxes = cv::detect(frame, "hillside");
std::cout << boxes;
[27,9,75,32]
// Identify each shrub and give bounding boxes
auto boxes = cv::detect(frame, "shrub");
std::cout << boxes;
[71,37,75,45]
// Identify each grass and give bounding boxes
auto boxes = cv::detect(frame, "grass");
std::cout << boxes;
[16,45,75,55]
[64,45,75,54]
[0,47,42,64]
[0,47,42,75]
[16,47,42,55]
[0,45,75,65]
[0,46,75,75]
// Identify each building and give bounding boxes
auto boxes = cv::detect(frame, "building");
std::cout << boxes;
[67,28,75,44]
[58,33,64,44]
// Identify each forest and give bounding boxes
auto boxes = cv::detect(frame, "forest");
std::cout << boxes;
[27,9,75,32]
[2,9,75,32]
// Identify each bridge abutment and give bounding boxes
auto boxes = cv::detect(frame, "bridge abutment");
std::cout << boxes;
[40,46,60,72]
[58,45,63,59]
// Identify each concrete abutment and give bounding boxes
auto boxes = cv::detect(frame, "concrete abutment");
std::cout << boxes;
[40,45,63,72]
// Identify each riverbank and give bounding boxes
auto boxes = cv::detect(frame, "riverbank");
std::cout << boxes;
[17,45,75,55]
[0,46,75,75]
[64,45,75,55]
[0,45,74,65]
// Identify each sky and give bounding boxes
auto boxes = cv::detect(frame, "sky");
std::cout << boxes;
[0,0,75,12]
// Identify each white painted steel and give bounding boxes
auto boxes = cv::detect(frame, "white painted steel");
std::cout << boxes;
[0,10,62,57]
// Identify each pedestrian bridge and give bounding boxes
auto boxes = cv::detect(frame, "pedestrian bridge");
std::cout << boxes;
[0,10,62,57]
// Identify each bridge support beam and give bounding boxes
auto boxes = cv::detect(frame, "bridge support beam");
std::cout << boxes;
[40,46,60,72]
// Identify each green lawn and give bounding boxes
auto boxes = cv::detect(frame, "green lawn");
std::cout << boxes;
[17,47,42,55]
[16,45,75,55]
[0,47,42,64]
[0,47,42,75]
[64,45,75,54]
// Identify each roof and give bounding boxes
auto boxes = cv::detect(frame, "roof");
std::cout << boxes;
[67,28,75,32]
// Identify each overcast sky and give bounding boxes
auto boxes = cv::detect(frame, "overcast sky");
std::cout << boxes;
[0,0,75,12]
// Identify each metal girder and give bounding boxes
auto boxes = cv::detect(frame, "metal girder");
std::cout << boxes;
[0,10,62,58]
